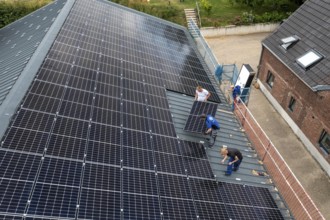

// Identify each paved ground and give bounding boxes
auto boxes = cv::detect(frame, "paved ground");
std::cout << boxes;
[205,33,330,219]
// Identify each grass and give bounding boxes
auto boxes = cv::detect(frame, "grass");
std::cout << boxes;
[0,0,299,29]
[121,0,299,27]
[0,0,52,28]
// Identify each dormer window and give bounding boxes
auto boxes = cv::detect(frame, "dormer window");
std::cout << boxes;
[296,50,323,69]
[281,35,299,50]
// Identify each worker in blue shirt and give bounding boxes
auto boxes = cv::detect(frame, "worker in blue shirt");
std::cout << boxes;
[200,114,220,147]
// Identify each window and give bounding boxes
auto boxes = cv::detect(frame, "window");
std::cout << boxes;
[319,130,330,154]
[296,50,323,69]
[281,35,299,50]
[288,96,296,112]
[266,71,275,88]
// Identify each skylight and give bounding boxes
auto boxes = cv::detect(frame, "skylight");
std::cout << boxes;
[296,50,323,69]
[281,35,299,50]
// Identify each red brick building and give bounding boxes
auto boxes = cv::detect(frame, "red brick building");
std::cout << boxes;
[257,0,330,169]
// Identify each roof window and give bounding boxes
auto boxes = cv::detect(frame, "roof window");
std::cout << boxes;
[296,50,323,69]
[281,35,299,50]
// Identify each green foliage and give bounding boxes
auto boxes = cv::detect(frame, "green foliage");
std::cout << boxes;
[200,0,212,15]
[241,10,254,24]
[255,11,291,23]
[0,0,300,29]
[128,1,180,21]
[236,10,290,25]
[0,0,52,29]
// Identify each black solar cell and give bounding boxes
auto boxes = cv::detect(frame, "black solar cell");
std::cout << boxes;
[13,110,55,133]
[63,88,94,105]
[122,113,149,132]
[194,201,229,220]
[122,129,152,150]
[154,152,186,175]
[161,197,196,220]
[23,94,61,114]
[83,163,120,191]
[0,179,32,214]
[37,67,69,85]
[122,169,158,195]
[122,193,161,220]
[28,183,79,218]
[0,150,41,181]
[149,120,176,137]
[1,128,49,154]
[122,100,148,118]
[53,117,89,139]
[86,141,121,165]
[151,135,179,154]
[89,123,121,145]
[47,134,87,160]
[157,174,191,199]
[78,189,121,220]
[179,141,207,159]
[184,157,214,178]
[59,101,92,120]
[38,157,82,186]
[30,81,65,99]
[92,107,121,126]
[189,178,221,203]
[122,147,154,170]
[148,106,172,122]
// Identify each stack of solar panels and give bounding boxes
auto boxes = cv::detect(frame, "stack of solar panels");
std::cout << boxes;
[0,0,283,219]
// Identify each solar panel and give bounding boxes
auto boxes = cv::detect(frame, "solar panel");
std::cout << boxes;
[83,163,120,191]
[179,140,207,159]
[183,101,218,133]
[161,197,196,219]
[0,0,283,218]
[79,189,121,219]
[28,183,79,218]
[122,193,161,220]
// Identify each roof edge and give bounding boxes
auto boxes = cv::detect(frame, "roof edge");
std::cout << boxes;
[0,0,76,139]
[312,85,330,91]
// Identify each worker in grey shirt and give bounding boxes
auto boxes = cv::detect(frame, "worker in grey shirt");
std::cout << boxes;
[220,146,243,176]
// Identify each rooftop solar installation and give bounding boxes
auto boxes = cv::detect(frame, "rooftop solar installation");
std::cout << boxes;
[184,101,219,133]
[0,0,284,219]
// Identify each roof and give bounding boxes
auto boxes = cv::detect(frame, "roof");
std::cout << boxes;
[0,0,74,138]
[0,0,291,219]
[0,0,68,105]
[262,0,330,91]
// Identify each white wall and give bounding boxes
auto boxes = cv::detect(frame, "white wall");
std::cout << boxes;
[201,23,279,37]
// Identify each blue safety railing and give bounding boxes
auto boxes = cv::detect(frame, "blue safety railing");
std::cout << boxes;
[188,21,251,105]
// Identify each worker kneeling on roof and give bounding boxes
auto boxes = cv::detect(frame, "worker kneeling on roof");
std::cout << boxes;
[200,114,220,148]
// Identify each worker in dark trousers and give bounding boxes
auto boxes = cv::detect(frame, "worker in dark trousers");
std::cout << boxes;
[200,114,220,148]
[220,146,243,176]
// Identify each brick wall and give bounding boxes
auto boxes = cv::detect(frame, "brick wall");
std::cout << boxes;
[258,48,330,162]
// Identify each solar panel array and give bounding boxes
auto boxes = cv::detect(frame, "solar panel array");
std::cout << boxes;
[0,0,283,219]
[184,101,218,133]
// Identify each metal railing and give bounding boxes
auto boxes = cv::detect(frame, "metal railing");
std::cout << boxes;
[234,99,325,220]
[189,19,219,72]
[195,1,201,27]
[189,22,251,104]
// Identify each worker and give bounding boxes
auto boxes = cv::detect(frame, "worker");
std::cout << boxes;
[200,114,220,147]
[220,146,243,176]
[195,86,211,102]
